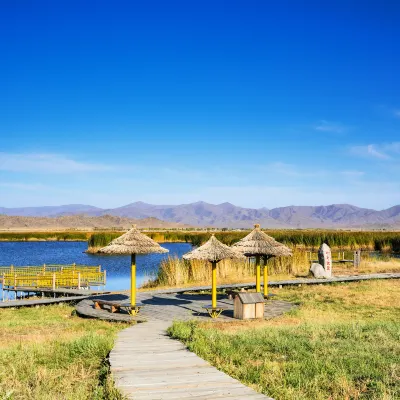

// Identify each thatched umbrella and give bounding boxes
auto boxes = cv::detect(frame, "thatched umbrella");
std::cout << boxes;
[232,224,292,297]
[99,225,168,314]
[183,234,245,318]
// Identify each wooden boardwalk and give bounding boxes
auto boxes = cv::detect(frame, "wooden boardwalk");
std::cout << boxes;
[107,293,294,399]
[0,295,94,309]
[140,272,400,295]
[110,320,272,399]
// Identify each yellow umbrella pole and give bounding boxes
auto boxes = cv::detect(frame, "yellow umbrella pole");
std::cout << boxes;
[255,255,261,292]
[130,254,136,308]
[211,261,217,310]
[263,257,269,298]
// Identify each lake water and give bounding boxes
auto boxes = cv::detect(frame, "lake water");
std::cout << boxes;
[0,241,192,298]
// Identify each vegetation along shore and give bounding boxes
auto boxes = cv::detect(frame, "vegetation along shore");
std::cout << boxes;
[1,229,399,251]
[86,229,400,253]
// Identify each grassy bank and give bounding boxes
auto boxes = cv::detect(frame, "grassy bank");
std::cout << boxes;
[0,304,125,399]
[143,251,400,289]
[169,280,400,400]
[88,230,400,253]
[0,232,90,241]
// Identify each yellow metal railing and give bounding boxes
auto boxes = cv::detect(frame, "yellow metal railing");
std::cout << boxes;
[0,264,106,290]
[0,264,101,275]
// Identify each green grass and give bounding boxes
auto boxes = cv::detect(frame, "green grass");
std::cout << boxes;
[168,280,400,400]
[0,304,126,400]
[87,233,122,249]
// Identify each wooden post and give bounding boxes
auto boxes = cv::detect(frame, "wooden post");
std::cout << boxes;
[255,255,261,293]
[353,250,361,268]
[77,272,81,289]
[52,273,56,290]
[98,265,101,272]
[211,261,217,309]
[131,254,136,308]
[104,269,107,285]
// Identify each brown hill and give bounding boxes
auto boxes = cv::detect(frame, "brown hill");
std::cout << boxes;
[0,215,188,231]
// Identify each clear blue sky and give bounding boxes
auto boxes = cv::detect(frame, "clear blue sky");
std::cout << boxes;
[0,0,399,209]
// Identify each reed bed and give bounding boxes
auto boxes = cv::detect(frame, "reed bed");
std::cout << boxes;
[143,249,310,288]
[0,231,90,241]
[143,249,400,289]
[89,230,400,252]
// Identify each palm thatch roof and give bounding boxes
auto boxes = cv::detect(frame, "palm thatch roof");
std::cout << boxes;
[232,224,292,257]
[98,225,169,255]
[183,235,245,263]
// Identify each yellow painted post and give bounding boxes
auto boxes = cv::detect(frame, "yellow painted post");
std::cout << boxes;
[263,257,269,298]
[131,254,136,308]
[211,261,217,309]
[255,255,261,292]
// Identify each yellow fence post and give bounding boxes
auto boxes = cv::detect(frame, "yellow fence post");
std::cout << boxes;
[77,272,81,289]
[52,273,56,290]
[212,261,217,310]
[255,255,261,293]
[263,257,269,298]
[131,254,136,308]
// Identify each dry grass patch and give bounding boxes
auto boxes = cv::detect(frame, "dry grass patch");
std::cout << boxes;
[0,304,126,400]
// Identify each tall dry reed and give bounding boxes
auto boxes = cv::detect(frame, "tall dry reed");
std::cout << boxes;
[143,248,310,288]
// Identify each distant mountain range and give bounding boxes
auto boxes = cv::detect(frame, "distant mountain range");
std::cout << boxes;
[1,201,400,229]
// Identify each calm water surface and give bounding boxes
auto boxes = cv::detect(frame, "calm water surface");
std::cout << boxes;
[0,241,192,297]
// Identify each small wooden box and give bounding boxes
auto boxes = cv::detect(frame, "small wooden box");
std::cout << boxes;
[233,292,265,320]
